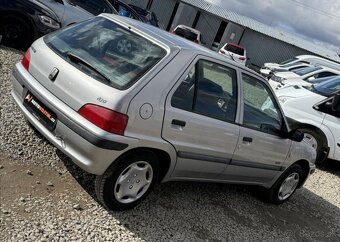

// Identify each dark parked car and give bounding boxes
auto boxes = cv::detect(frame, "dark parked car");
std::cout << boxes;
[128,4,159,27]
[0,0,93,49]
[0,0,142,50]
[70,0,142,21]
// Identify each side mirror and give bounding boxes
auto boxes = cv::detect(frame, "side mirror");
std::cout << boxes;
[332,93,340,111]
[288,129,304,142]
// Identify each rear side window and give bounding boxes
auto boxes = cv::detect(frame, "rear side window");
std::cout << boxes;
[172,60,238,122]
[45,17,166,90]
[225,44,244,55]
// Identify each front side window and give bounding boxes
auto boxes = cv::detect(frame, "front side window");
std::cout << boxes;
[172,60,238,122]
[242,74,282,134]
[45,17,166,90]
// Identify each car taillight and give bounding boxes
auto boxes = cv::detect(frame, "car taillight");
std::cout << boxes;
[78,104,128,135]
[220,50,225,54]
[239,57,246,60]
[21,49,31,71]
[194,39,199,44]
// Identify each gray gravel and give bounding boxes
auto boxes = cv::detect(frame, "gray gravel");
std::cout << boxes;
[0,46,340,241]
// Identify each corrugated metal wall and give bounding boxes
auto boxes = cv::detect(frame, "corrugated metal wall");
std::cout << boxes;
[219,22,244,49]
[123,0,149,8]
[170,3,197,31]
[149,0,177,30]
[194,12,221,48]
[239,29,314,69]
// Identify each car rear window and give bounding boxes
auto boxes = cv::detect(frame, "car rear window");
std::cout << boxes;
[174,28,198,41]
[224,44,244,55]
[44,17,166,90]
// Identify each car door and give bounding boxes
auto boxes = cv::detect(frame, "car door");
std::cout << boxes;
[162,58,240,179]
[314,93,340,159]
[220,72,291,184]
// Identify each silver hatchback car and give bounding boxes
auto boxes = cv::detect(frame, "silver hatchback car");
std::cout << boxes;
[11,14,316,211]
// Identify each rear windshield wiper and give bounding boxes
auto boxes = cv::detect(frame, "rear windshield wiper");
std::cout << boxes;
[66,52,111,84]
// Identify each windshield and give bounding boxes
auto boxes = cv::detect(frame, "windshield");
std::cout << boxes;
[279,57,297,65]
[44,17,166,90]
[310,77,340,96]
[293,66,322,76]
[281,61,304,68]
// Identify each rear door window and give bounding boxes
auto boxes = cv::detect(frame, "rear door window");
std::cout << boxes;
[172,60,238,122]
[45,17,166,90]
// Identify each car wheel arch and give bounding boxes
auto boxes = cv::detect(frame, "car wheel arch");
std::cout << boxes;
[298,124,329,163]
[293,159,311,188]
[109,147,172,182]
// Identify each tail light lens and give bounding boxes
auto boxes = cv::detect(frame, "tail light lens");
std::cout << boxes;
[220,50,225,54]
[78,104,128,135]
[21,49,31,71]
[194,39,199,44]
[239,57,246,60]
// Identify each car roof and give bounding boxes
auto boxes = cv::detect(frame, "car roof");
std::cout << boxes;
[100,14,263,78]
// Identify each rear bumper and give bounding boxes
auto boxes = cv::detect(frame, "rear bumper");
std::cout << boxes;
[11,63,138,175]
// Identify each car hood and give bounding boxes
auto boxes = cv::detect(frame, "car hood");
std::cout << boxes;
[275,85,317,98]
[37,0,93,26]
[282,79,310,87]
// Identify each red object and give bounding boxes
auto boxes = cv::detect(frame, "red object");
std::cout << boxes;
[21,49,31,71]
[79,104,128,135]
[239,57,246,60]
[220,49,225,54]
[226,42,245,50]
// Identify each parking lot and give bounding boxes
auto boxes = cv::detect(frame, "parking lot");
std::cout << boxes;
[0,46,339,241]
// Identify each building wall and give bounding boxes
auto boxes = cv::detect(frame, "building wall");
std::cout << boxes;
[170,3,197,31]
[194,12,221,48]
[219,22,245,48]
[239,29,313,69]
[149,0,178,29]
[122,0,149,8]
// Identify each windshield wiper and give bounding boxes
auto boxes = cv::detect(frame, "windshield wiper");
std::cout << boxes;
[66,52,111,84]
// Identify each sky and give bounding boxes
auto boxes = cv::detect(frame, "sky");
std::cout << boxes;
[205,0,340,53]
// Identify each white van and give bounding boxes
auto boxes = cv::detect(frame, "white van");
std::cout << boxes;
[261,55,340,75]
[276,76,340,163]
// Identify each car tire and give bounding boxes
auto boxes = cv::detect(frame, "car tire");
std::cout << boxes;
[0,15,33,50]
[114,37,133,56]
[267,164,302,204]
[95,151,159,211]
[299,128,324,164]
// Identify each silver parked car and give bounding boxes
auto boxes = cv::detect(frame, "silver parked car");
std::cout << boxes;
[11,14,316,211]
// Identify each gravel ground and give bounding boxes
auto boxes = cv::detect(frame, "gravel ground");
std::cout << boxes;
[0,46,339,241]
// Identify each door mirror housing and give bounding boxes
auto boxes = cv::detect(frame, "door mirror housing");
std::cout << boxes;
[287,129,304,142]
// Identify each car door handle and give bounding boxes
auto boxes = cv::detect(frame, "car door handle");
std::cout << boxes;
[171,119,186,127]
[242,137,253,143]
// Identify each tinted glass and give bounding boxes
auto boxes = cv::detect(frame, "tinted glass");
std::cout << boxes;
[174,28,198,41]
[242,74,282,134]
[172,60,238,122]
[312,77,340,96]
[315,71,337,79]
[293,66,322,76]
[279,57,297,65]
[225,44,244,55]
[45,17,166,90]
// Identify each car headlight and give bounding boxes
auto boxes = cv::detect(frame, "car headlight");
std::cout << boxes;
[278,96,294,104]
[39,15,60,29]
